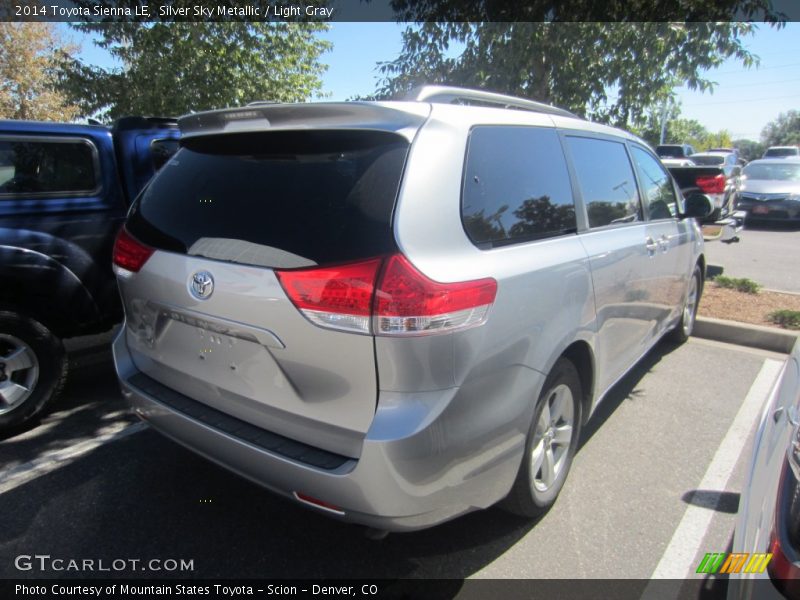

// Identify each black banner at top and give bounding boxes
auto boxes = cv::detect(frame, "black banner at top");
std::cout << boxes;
[2,0,799,23]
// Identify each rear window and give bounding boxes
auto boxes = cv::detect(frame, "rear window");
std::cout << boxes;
[656,146,684,158]
[126,131,409,269]
[764,148,799,158]
[0,137,98,197]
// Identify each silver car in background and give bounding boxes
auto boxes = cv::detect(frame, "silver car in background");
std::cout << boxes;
[737,158,800,224]
[111,86,711,531]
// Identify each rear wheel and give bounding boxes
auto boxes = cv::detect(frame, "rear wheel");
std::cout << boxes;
[502,358,583,518]
[668,265,702,344]
[0,311,67,431]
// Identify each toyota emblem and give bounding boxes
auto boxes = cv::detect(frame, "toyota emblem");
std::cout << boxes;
[190,270,214,300]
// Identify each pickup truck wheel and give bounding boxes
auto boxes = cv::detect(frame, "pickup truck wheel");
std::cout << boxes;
[501,358,583,518]
[668,266,702,344]
[0,312,67,431]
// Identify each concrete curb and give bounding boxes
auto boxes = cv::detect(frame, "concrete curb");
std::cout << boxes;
[695,316,800,354]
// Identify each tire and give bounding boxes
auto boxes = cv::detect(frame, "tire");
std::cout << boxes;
[502,358,583,518]
[668,265,703,344]
[0,311,67,431]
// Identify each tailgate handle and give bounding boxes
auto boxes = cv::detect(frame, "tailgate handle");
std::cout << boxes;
[147,301,285,349]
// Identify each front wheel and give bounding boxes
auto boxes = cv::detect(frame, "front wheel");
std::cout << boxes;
[668,266,702,344]
[502,358,583,518]
[0,311,67,431]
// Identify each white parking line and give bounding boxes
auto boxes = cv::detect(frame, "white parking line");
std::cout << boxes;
[0,421,146,494]
[646,357,785,585]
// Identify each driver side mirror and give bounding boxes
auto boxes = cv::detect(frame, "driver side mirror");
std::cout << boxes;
[682,193,714,220]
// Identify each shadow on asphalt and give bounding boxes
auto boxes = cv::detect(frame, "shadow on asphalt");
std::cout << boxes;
[0,338,682,580]
[578,338,683,451]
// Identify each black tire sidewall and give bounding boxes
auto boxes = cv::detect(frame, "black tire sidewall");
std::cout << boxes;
[0,311,65,429]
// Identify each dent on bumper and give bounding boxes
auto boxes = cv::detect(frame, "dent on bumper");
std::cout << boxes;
[113,328,527,531]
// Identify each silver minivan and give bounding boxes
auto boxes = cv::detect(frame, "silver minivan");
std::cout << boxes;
[112,87,711,531]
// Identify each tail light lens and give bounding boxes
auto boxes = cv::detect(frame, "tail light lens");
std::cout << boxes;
[374,254,497,336]
[276,254,497,336]
[112,227,154,273]
[275,258,382,334]
[696,174,726,194]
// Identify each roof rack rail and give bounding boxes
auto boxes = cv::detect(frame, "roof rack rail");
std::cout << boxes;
[404,85,578,119]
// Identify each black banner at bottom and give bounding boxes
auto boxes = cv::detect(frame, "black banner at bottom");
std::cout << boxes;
[0,577,772,600]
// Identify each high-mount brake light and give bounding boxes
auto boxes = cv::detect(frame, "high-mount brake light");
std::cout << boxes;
[112,227,154,273]
[276,254,497,336]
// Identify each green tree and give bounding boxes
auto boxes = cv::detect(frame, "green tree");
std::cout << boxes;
[64,22,331,121]
[0,23,81,121]
[761,110,800,147]
[374,19,778,128]
[732,139,765,162]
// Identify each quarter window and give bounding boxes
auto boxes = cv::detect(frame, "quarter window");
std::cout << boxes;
[630,146,678,220]
[565,136,642,228]
[0,138,98,197]
[462,126,576,247]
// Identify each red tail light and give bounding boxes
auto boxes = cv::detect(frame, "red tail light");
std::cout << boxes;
[275,258,382,334]
[276,254,497,336]
[112,227,154,273]
[695,174,726,194]
[374,254,497,335]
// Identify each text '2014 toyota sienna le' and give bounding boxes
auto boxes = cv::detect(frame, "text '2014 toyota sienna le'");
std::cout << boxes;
[111,86,712,532]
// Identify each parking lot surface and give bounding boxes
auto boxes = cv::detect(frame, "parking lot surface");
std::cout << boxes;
[705,225,800,293]
[0,334,787,593]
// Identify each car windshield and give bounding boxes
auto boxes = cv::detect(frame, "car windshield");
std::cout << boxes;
[743,162,800,181]
[690,155,724,166]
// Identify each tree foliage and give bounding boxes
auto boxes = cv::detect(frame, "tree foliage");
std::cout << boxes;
[64,21,331,121]
[761,110,800,147]
[0,23,81,121]
[732,139,765,162]
[374,18,778,128]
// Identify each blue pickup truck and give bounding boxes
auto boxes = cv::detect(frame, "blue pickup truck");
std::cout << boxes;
[0,117,179,430]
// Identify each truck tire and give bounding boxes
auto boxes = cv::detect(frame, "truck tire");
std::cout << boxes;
[0,311,67,431]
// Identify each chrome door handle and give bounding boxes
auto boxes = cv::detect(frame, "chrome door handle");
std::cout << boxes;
[645,237,658,255]
[658,235,670,253]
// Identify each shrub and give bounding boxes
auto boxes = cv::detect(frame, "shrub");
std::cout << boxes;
[712,275,761,294]
[768,310,800,330]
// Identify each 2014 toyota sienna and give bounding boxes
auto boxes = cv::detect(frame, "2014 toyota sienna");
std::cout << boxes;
[111,86,712,532]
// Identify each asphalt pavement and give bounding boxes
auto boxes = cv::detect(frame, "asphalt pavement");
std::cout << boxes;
[705,224,800,293]
[0,334,787,593]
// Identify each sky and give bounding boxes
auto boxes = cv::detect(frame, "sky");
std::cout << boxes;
[64,22,800,142]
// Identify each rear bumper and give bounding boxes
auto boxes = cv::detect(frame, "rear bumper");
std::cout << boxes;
[113,327,527,531]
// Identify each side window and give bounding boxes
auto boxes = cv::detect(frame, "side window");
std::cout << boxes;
[630,145,678,220]
[0,137,99,197]
[462,126,576,247]
[565,136,642,228]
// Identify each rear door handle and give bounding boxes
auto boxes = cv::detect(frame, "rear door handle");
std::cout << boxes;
[658,235,670,253]
[645,237,658,256]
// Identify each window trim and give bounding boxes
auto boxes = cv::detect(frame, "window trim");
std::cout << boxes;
[0,135,103,200]
[561,131,645,232]
[459,124,579,251]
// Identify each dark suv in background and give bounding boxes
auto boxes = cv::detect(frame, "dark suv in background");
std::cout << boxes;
[0,117,179,430]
